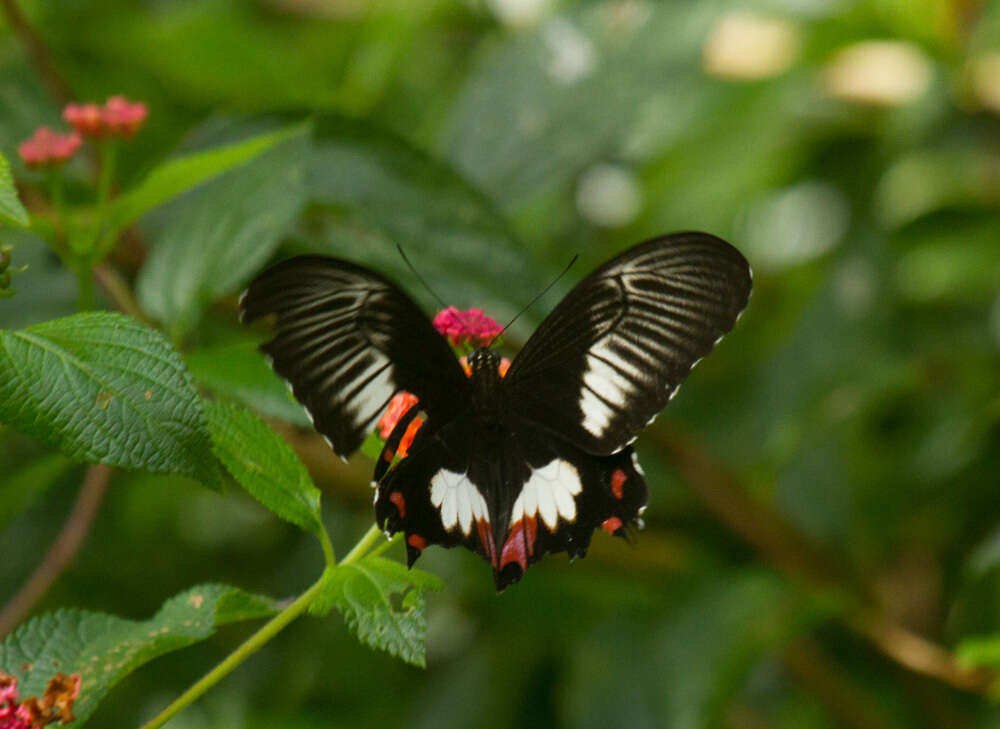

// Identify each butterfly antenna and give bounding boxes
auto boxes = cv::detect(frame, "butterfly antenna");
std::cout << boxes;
[487,254,578,349]
[396,244,475,340]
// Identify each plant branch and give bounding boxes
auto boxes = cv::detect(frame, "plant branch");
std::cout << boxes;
[649,425,996,695]
[138,574,327,729]
[0,0,73,104]
[0,464,111,637]
[93,263,148,322]
[137,523,388,729]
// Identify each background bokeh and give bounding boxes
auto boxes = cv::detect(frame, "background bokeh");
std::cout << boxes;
[3,0,1000,727]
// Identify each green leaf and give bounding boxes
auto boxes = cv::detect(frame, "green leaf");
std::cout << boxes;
[0,151,29,227]
[956,634,1000,672]
[0,451,76,530]
[656,571,822,729]
[0,584,276,727]
[306,114,543,320]
[0,312,218,484]
[106,124,305,237]
[441,3,715,205]
[204,400,322,534]
[136,126,309,338]
[311,555,444,667]
[184,341,310,427]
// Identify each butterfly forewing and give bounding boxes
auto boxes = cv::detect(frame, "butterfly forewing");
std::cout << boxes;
[503,233,751,456]
[240,256,468,459]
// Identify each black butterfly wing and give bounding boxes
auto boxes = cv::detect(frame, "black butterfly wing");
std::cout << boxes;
[503,233,751,456]
[375,416,647,591]
[240,256,468,459]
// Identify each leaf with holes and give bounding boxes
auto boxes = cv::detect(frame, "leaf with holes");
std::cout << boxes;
[0,584,275,727]
[0,312,218,484]
[0,151,29,227]
[205,400,322,535]
[310,556,444,667]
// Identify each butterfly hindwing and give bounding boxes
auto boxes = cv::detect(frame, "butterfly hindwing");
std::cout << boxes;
[375,416,647,591]
[240,256,468,458]
[503,233,751,456]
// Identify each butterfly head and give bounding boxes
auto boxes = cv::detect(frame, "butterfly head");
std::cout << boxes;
[467,348,501,378]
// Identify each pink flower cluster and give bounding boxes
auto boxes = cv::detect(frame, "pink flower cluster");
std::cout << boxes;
[432,306,503,348]
[0,671,81,728]
[17,127,82,169]
[18,95,148,168]
[63,95,148,138]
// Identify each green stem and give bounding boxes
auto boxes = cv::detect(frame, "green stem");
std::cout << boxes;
[92,139,117,258]
[138,575,326,729]
[367,532,400,560]
[319,524,336,567]
[76,265,94,311]
[137,523,385,729]
[340,523,383,565]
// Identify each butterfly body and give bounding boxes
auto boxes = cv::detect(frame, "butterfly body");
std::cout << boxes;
[241,233,751,591]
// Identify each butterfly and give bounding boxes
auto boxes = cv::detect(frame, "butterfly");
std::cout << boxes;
[240,233,751,591]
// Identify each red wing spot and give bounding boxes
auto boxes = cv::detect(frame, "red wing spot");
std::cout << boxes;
[499,520,528,571]
[377,392,419,439]
[601,517,624,535]
[477,519,497,566]
[611,469,627,499]
[397,417,423,459]
[389,491,406,518]
[407,534,427,551]
[524,515,537,557]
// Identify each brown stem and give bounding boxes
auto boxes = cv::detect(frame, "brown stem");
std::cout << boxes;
[0,464,111,637]
[649,425,997,696]
[93,263,148,322]
[0,0,73,105]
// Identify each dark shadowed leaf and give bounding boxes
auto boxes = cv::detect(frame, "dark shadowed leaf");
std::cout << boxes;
[137,126,309,338]
[185,341,310,427]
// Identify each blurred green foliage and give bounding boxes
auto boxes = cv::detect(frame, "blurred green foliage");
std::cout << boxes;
[2,0,1000,727]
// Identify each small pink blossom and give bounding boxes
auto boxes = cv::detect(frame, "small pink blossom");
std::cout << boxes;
[61,102,102,136]
[432,307,503,348]
[62,95,148,138]
[18,127,82,168]
[100,95,147,137]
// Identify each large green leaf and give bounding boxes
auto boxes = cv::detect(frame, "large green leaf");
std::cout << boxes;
[305,114,541,321]
[0,151,29,227]
[184,340,310,427]
[0,312,218,483]
[0,584,276,727]
[441,2,716,205]
[204,400,323,535]
[107,124,304,239]
[136,126,310,338]
[311,556,444,667]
